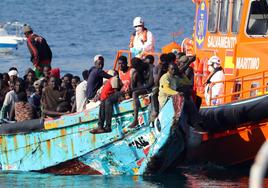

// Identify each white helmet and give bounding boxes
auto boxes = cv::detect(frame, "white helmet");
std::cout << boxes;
[133,17,144,27]
[208,56,221,66]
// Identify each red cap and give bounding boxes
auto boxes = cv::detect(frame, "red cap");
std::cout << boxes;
[50,68,60,78]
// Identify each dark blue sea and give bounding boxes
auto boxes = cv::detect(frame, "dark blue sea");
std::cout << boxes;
[0,0,265,187]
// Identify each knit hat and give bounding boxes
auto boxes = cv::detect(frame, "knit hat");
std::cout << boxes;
[50,68,60,78]
[23,25,33,33]
[93,54,103,63]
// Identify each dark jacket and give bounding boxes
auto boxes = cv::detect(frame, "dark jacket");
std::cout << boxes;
[86,67,112,99]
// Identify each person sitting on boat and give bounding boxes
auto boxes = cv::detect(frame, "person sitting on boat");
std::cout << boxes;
[5,79,26,121]
[70,76,80,113]
[9,91,36,122]
[90,56,133,134]
[23,25,52,78]
[41,65,51,82]
[8,68,19,84]
[90,71,122,134]
[204,56,225,106]
[0,80,17,122]
[23,68,37,90]
[41,75,70,117]
[129,17,155,58]
[28,79,43,117]
[0,79,9,110]
[129,57,154,128]
[85,55,113,109]
[76,70,89,112]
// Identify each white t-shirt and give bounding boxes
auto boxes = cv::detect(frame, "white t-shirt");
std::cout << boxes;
[75,80,88,112]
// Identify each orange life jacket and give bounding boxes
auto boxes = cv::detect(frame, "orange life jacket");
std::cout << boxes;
[129,28,148,48]
[119,68,131,92]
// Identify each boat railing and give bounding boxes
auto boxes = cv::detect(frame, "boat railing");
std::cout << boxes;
[113,50,161,70]
[205,70,268,106]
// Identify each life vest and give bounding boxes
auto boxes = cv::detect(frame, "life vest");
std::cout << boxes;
[129,28,148,48]
[119,68,131,92]
[181,38,194,56]
[27,34,52,67]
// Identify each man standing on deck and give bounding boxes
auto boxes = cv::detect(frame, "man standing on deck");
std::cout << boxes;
[23,25,52,78]
[129,17,155,58]
[204,56,225,106]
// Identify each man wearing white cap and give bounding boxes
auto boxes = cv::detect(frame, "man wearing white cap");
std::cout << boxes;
[129,17,155,58]
[86,55,112,101]
[204,56,225,105]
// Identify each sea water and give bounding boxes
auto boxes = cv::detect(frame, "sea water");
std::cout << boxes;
[0,0,267,187]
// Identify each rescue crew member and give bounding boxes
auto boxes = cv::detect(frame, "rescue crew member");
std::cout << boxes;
[23,25,52,78]
[129,17,155,58]
[204,56,225,106]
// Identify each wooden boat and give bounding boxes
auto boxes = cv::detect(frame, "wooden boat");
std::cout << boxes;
[0,95,186,175]
[1,0,268,175]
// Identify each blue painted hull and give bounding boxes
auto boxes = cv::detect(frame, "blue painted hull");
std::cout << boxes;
[0,95,186,175]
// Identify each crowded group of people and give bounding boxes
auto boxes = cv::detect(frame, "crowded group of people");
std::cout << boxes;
[0,16,225,134]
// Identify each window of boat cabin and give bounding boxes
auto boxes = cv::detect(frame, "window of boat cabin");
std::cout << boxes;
[208,0,219,32]
[219,0,230,33]
[246,0,268,36]
[250,82,260,97]
[231,0,243,33]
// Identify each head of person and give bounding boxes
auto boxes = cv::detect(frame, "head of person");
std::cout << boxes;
[33,80,43,95]
[23,25,33,38]
[0,79,8,90]
[71,76,80,89]
[3,73,9,82]
[15,79,25,94]
[43,65,51,79]
[8,69,18,82]
[167,52,176,64]
[175,52,187,65]
[82,70,89,81]
[159,53,169,74]
[208,56,221,72]
[8,80,15,91]
[49,76,61,90]
[16,92,28,103]
[131,57,144,74]
[144,55,154,64]
[118,55,128,72]
[133,16,144,34]
[62,73,73,89]
[24,68,36,83]
[94,55,104,69]
[168,63,176,76]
